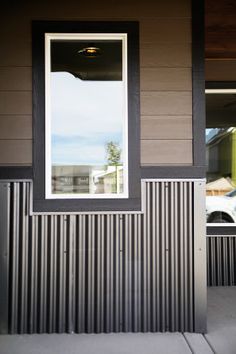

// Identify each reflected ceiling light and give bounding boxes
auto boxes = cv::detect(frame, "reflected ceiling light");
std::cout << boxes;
[78,46,102,58]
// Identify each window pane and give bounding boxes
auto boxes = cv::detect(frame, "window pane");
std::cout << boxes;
[206,91,236,223]
[46,35,128,198]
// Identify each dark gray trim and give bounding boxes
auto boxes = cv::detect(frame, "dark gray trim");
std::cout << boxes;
[0,183,9,334]
[33,197,141,213]
[32,21,141,213]
[207,226,236,235]
[0,167,33,180]
[192,0,205,169]
[141,166,205,179]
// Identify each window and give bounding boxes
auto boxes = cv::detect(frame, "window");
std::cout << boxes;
[46,34,128,199]
[33,22,140,212]
[206,88,236,226]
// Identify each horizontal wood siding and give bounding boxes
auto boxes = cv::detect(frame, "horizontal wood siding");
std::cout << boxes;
[0,0,192,166]
[141,140,192,165]
[141,116,192,140]
[0,141,32,165]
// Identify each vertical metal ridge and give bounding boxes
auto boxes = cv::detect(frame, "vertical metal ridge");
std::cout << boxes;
[18,182,28,333]
[10,183,20,333]
[114,215,120,332]
[188,182,194,332]
[76,215,86,332]
[67,215,76,333]
[0,183,10,334]
[160,181,166,331]
[47,215,56,332]
[179,181,184,331]
[141,183,148,332]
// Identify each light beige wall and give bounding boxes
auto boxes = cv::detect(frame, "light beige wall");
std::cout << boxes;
[0,0,192,166]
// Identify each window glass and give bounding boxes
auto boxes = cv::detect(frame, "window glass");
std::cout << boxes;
[45,34,128,199]
[206,90,236,224]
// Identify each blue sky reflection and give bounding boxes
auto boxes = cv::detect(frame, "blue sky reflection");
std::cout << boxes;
[51,72,124,165]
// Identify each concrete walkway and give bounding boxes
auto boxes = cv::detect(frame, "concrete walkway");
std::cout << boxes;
[0,332,213,354]
[1,287,236,354]
[205,286,236,354]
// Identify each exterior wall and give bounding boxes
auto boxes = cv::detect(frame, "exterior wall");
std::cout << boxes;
[0,0,207,335]
[0,0,192,166]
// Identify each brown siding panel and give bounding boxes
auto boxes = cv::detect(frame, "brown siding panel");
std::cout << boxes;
[141,116,192,140]
[0,116,32,139]
[1,0,191,19]
[140,44,191,68]
[140,18,191,44]
[0,41,32,67]
[141,92,192,116]
[0,92,32,115]
[0,67,32,91]
[141,68,192,91]
[0,140,32,165]
[141,140,192,165]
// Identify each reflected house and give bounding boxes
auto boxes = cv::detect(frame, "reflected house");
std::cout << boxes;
[52,165,123,194]
[52,165,90,193]
[94,165,123,194]
[206,127,236,193]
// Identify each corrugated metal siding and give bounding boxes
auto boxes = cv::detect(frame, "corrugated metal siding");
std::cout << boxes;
[6,180,195,333]
[207,236,236,286]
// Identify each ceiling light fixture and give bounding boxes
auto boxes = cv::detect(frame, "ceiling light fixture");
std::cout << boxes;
[78,46,102,58]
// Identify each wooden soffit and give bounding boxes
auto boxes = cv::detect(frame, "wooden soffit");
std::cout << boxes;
[206,0,236,59]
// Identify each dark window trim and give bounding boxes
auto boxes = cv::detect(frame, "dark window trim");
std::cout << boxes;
[32,21,141,213]
[206,80,236,235]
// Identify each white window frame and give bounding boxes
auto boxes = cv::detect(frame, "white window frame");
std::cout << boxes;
[45,33,129,199]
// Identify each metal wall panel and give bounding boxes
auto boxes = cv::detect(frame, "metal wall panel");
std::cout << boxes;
[207,236,236,286]
[0,180,204,333]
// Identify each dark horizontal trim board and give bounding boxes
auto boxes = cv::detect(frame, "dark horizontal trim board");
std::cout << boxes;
[207,226,236,236]
[0,167,33,180]
[0,166,205,181]
[33,197,141,213]
[141,166,205,179]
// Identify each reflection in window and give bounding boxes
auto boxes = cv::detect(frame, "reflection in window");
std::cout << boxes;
[206,90,236,223]
[45,34,128,198]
